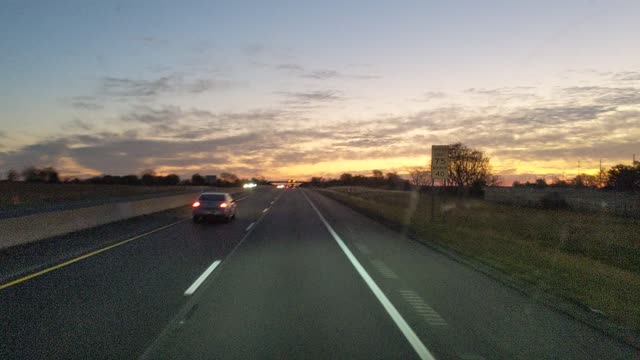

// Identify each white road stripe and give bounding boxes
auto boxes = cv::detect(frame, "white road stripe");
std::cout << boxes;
[235,196,249,201]
[302,190,436,360]
[245,222,255,232]
[263,208,269,213]
[184,260,221,296]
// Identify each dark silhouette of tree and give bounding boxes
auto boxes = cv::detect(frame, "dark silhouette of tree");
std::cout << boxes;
[191,173,206,185]
[607,164,640,191]
[21,166,60,183]
[573,173,598,188]
[339,173,353,185]
[6,169,19,182]
[407,167,430,187]
[122,175,140,185]
[219,172,239,184]
[447,143,492,190]
[371,169,385,186]
[386,172,409,190]
[141,169,157,185]
[310,177,324,186]
[158,174,180,185]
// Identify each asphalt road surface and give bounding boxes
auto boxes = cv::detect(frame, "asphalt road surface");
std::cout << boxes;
[1,186,637,359]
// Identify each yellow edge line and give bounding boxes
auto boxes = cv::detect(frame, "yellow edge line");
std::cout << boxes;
[0,218,189,290]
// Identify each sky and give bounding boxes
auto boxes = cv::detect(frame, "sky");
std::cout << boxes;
[1,0,639,182]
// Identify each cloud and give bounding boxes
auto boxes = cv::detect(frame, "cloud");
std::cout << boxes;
[69,96,104,110]
[612,71,640,82]
[278,90,344,102]
[101,76,174,97]
[122,106,184,125]
[274,63,378,80]
[302,70,342,79]
[562,86,640,106]
[275,63,304,71]
[97,73,231,99]
[243,43,265,56]
[62,119,93,131]
[4,73,639,179]
[425,91,446,99]
[120,106,297,137]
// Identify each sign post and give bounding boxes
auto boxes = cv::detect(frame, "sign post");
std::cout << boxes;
[430,145,450,222]
[431,145,449,181]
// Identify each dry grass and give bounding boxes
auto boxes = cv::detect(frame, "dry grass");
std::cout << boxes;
[319,186,640,330]
[0,182,197,209]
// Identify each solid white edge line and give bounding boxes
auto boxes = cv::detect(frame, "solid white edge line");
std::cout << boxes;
[246,222,255,232]
[184,260,221,296]
[301,190,436,360]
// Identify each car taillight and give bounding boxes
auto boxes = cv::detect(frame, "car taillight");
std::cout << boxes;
[220,203,228,208]
[192,201,200,207]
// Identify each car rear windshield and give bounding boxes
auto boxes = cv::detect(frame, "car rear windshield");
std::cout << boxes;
[199,194,226,201]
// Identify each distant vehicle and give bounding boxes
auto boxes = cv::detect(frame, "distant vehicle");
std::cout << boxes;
[243,183,257,189]
[192,192,237,223]
[276,184,285,188]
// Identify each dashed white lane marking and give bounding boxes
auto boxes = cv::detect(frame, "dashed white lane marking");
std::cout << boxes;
[271,201,275,205]
[399,290,448,326]
[371,259,398,279]
[262,208,268,213]
[302,190,436,360]
[235,196,249,201]
[354,242,371,255]
[184,260,221,296]
[245,222,255,232]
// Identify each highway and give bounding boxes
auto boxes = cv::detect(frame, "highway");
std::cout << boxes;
[0,186,637,359]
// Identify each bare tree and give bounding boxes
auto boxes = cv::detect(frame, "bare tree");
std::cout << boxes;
[407,166,431,187]
[447,143,493,190]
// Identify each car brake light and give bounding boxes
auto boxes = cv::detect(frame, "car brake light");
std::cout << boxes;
[220,203,228,208]
[192,201,200,207]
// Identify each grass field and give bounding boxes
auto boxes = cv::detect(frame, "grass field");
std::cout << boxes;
[0,182,201,210]
[318,186,640,332]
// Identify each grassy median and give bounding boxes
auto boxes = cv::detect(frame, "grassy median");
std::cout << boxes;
[317,186,640,331]
[0,183,203,211]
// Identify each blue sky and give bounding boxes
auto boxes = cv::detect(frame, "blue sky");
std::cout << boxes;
[1,0,639,180]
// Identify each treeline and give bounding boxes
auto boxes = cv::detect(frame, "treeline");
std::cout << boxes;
[309,170,412,190]
[2,167,269,187]
[513,162,640,191]
[308,143,497,195]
